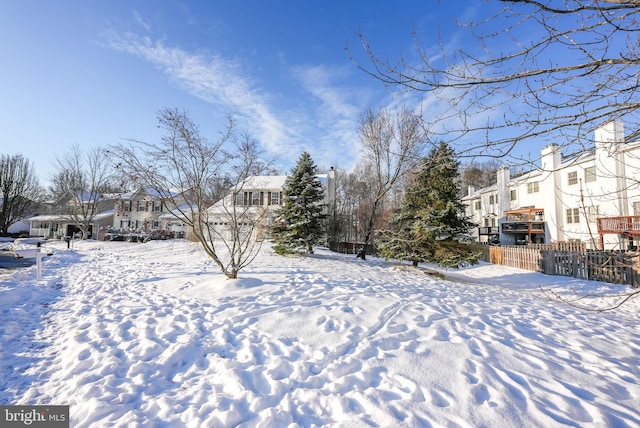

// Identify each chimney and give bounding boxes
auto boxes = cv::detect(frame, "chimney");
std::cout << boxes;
[540,144,561,171]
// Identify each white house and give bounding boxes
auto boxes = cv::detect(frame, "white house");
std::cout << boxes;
[24,169,337,243]
[108,187,192,239]
[464,121,640,250]
[205,169,336,242]
[26,192,115,239]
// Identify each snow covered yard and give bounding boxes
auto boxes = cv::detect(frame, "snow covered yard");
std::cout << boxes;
[1,239,639,427]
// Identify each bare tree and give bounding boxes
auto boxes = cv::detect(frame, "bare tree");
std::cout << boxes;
[460,159,503,197]
[357,106,428,259]
[350,1,640,164]
[52,145,114,239]
[350,1,640,305]
[109,108,276,279]
[0,154,41,235]
[330,166,372,248]
[205,132,278,277]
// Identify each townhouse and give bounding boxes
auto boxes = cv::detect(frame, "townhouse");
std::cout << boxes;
[464,121,640,250]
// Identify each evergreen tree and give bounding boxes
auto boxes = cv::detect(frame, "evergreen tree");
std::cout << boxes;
[377,142,479,268]
[272,151,326,254]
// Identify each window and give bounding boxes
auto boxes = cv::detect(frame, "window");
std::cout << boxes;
[567,171,578,186]
[489,195,495,205]
[484,218,489,227]
[153,201,163,212]
[491,217,496,227]
[527,182,539,194]
[137,200,148,212]
[510,189,517,201]
[235,192,245,206]
[587,206,599,223]
[270,191,280,205]
[122,201,131,212]
[566,208,580,224]
[474,200,481,210]
[633,201,640,216]
[584,166,596,183]
[252,192,261,206]
[152,221,160,229]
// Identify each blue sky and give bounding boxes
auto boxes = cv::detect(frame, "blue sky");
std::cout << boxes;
[1,1,489,186]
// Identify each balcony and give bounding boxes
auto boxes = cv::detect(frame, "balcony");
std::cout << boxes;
[597,216,640,235]
[502,207,545,234]
[501,222,545,233]
[501,207,546,244]
[505,207,545,222]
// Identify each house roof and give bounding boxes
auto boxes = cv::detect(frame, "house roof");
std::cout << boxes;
[93,209,115,221]
[27,209,114,223]
[233,173,329,191]
[109,187,186,200]
[233,175,288,191]
[27,214,73,222]
[158,204,197,220]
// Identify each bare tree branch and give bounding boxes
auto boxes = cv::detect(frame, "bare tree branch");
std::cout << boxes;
[52,145,114,239]
[0,154,41,235]
[539,284,639,312]
[348,1,640,164]
[357,106,429,259]
[109,108,276,279]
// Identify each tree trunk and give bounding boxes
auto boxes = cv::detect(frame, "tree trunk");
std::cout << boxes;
[360,197,381,260]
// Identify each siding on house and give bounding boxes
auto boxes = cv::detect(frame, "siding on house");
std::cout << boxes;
[110,187,189,235]
[464,122,640,250]
[27,192,115,239]
[206,170,336,241]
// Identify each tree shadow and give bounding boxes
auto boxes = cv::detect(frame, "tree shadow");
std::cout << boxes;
[0,276,65,404]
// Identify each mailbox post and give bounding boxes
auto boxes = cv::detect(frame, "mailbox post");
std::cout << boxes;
[14,247,43,280]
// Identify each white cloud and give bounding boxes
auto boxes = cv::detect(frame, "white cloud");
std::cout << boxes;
[106,32,292,155]
[132,11,151,33]
[106,31,383,172]
[293,64,366,169]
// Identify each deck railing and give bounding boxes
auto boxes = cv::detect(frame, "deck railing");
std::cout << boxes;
[597,216,640,234]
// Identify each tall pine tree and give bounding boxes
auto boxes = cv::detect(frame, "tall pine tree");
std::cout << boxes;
[272,151,326,254]
[377,142,479,268]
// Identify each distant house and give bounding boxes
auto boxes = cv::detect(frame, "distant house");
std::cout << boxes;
[26,191,114,239]
[7,218,30,235]
[24,169,337,243]
[205,170,336,242]
[108,187,192,239]
[464,121,640,250]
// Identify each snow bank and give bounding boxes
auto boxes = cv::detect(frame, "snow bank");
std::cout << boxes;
[1,239,638,427]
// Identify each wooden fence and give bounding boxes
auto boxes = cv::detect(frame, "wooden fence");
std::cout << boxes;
[529,241,587,252]
[540,250,640,286]
[471,244,640,287]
